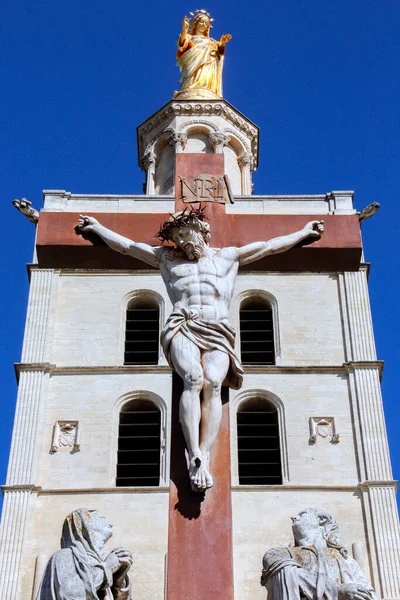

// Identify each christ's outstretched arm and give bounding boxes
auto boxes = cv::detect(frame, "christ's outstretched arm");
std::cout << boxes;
[77,215,164,268]
[237,220,324,267]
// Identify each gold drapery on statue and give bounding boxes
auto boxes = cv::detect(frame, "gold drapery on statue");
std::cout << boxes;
[174,9,231,100]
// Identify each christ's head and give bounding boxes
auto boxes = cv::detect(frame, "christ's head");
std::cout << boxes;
[170,224,207,259]
[157,207,211,260]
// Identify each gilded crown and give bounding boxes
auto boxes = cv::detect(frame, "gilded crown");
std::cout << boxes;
[189,8,214,26]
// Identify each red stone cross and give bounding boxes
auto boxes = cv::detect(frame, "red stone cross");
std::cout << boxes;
[36,152,361,599]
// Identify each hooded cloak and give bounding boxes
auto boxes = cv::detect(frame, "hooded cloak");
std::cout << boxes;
[36,508,131,600]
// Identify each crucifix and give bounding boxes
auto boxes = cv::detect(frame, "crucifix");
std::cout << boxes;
[78,208,323,493]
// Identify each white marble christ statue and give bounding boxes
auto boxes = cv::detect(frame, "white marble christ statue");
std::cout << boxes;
[77,209,324,492]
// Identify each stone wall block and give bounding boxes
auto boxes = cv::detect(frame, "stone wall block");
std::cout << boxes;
[344,270,377,361]
[368,486,400,599]
[21,269,53,363]
[0,490,30,599]
[6,370,44,485]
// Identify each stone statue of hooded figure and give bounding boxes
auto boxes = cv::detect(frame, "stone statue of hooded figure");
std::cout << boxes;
[36,508,132,600]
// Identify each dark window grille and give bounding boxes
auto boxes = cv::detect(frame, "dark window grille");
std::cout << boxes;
[124,299,159,365]
[116,400,161,487]
[237,398,282,485]
[240,299,275,365]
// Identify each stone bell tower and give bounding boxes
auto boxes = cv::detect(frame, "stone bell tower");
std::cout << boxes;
[1,8,399,600]
[137,99,258,196]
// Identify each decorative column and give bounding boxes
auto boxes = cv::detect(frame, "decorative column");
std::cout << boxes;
[209,132,230,153]
[6,369,48,486]
[0,268,55,599]
[0,488,34,599]
[21,269,55,363]
[365,484,400,599]
[237,152,254,195]
[341,267,377,362]
[340,267,400,599]
[167,130,187,153]
[142,151,156,195]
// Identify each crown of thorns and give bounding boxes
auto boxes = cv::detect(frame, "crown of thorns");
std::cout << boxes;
[156,206,208,243]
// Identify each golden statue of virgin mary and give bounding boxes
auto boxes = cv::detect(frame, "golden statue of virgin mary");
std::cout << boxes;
[174,9,231,100]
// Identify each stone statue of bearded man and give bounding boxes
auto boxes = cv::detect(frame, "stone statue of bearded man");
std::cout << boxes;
[78,208,324,492]
[261,508,376,600]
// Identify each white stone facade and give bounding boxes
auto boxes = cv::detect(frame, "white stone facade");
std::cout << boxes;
[1,181,399,597]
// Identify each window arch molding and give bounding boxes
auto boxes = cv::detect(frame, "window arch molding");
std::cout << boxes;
[222,128,251,155]
[230,389,289,485]
[120,289,167,366]
[236,289,281,361]
[225,131,247,157]
[112,390,170,486]
[181,124,214,153]
[180,121,219,135]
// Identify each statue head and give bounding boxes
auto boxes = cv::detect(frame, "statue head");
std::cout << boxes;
[291,508,348,557]
[156,207,211,260]
[61,508,113,554]
[189,9,213,36]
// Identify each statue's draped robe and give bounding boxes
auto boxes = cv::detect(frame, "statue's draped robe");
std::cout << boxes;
[177,35,223,96]
[161,307,243,390]
[36,509,131,600]
[261,546,376,600]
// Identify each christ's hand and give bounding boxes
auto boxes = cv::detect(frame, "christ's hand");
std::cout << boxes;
[78,215,99,233]
[302,220,324,238]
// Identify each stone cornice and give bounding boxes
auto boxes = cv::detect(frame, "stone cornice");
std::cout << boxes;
[137,99,260,168]
[2,485,170,495]
[344,360,384,378]
[14,362,173,382]
[26,265,370,276]
[233,480,398,492]
[137,98,259,138]
[1,485,37,495]
[14,362,52,382]
[359,480,398,490]
[14,361,384,380]
[4,482,396,495]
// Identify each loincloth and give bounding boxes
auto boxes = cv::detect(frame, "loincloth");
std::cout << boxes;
[160,308,243,390]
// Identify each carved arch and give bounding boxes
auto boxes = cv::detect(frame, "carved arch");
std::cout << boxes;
[180,124,214,153]
[230,389,289,485]
[179,119,219,134]
[222,128,253,157]
[143,129,169,161]
[222,129,249,156]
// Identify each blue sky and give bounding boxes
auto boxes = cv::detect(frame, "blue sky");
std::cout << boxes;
[1,0,399,512]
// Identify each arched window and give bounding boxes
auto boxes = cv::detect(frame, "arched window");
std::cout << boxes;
[124,297,159,365]
[237,397,282,485]
[240,297,275,365]
[116,399,161,487]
